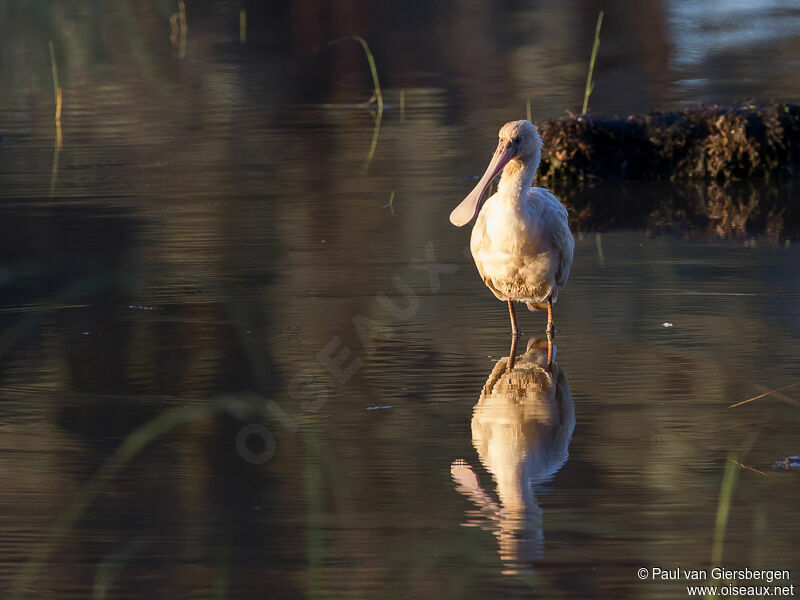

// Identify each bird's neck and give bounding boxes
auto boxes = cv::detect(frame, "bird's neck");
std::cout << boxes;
[497,156,539,199]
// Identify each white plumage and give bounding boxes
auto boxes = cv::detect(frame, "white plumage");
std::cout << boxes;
[471,186,573,307]
[450,120,574,364]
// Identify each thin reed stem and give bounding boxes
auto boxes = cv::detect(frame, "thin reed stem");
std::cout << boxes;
[581,10,604,115]
[328,36,383,110]
[708,454,739,599]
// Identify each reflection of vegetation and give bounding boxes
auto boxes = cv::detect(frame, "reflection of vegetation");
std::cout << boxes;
[327,36,383,110]
[553,178,799,239]
[321,36,385,172]
[327,36,384,172]
[10,400,252,600]
[364,108,383,173]
[47,40,62,148]
[169,1,188,59]
[304,425,324,600]
[581,11,603,115]
[48,39,62,194]
[91,537,147,600]
[211,542,231,600]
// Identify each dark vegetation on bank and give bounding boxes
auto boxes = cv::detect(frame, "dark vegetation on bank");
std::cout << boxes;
[538,103,800,183]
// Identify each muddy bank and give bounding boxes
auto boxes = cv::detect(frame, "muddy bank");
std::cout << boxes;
[537,104,800,182]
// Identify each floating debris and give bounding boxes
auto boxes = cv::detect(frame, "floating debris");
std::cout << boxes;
[773,456,800,470]
[731,459,768,477]
[366,405,394,411]
[662,322,673,327]
[729,380,800,409]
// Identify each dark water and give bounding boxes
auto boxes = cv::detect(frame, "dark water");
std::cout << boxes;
[2,2,800,599]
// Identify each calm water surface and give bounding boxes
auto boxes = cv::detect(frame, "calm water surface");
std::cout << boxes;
[1,2,800,599]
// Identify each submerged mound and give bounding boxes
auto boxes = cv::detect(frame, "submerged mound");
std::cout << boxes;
[538,103,800,182]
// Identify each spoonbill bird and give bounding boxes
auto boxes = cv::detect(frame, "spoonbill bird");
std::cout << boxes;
[449,120,574,366]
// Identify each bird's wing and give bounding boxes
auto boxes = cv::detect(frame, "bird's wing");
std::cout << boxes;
[532,188,575,292]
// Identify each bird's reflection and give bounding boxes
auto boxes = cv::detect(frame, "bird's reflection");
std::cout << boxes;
[451,338,574,573]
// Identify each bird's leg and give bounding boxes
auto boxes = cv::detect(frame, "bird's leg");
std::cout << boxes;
[508,300,520,337]
[545,298,555,367]
[507,300,520,371]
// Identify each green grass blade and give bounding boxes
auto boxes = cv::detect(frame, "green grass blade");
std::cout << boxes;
[581,11,604,115]
[711,453,740,569]
[328,36,383,109]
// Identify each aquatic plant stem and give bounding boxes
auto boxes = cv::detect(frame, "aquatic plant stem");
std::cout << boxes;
[326,36,384,171]
[595,233,605,266]
[48,41,61,119]
[581,10,603,115]
[327,36,383,110]
[48,39,62,180]
[708,454,739,599]
[364,107,382,173]
[384,190,396,214]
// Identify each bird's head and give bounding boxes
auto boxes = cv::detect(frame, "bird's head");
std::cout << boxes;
[499,120,542,167]
[450,120,543,227]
